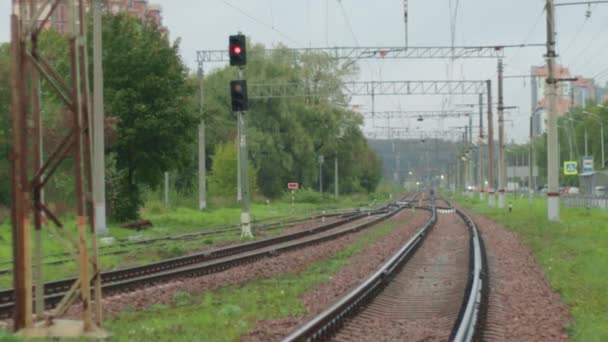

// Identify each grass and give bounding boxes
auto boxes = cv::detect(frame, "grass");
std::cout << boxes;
[453,192,608,342]
[0,206,412,341]
[0,188,399,288]
[102,210,411,342]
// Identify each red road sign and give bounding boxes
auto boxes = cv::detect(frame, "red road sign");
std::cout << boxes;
[288,183,299,190]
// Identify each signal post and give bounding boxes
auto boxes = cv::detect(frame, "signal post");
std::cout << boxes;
[229,34,253,237]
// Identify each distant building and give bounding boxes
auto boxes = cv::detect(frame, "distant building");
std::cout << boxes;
[11,0,167,35]
[531,65,608,136]
[530,65,572,136]
[572,77,595,107]
[594,82,608,105]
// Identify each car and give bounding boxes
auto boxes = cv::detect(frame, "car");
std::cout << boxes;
[568,187,580,195]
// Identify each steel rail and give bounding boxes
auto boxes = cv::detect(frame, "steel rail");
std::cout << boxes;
[282,196,488,342]
[449,208,489,342]
[0,211,365,306]
[0,201,412,319]
[0,208,356,267]
[282,205,437,342]
[0,210,357,275]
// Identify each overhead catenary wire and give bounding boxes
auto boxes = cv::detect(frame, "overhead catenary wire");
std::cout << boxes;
[268,0,274,29]
[591,65,608,81]
[566,14,608,71]
[560,4,595,55]
[567,14,608,77]
[335,0,400,124]
[219,0,305,48]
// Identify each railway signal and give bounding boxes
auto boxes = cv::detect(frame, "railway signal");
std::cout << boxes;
[229,33,252,238]
[230,80,249,112]
[229,34,247,66]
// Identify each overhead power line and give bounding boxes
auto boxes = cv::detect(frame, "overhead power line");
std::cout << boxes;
[555,0,608,6]
[219,0,304,47]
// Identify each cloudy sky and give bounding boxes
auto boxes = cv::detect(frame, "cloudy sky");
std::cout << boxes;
[2,0,607,142]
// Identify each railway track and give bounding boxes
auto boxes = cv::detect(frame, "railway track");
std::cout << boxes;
[282,194,488,342]
[0,195,416,320]
[0,209,360,276]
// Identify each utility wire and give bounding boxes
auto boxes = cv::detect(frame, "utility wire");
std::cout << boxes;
[591,65,608,80]
[567,15,608,70]
[568,15,608,76]
[219,0,305,47]
[268,0,274,29]
[505,6,545,74]
[560,4,596,55]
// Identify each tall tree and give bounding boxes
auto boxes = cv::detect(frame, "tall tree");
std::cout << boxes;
[201,43,382,198]
[102,14,199,220]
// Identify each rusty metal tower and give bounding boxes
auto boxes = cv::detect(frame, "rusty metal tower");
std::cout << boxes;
[9,0,104,336]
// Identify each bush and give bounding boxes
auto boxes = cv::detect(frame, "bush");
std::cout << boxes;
[285,188,327,204]
[208,141,257,199]
[108,164,143,222]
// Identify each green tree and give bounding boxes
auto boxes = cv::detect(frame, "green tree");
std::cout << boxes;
[201,43,381,198]
[208,141,257,200]
[102,13,199,220]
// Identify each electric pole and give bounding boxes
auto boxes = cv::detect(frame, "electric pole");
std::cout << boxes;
[93,0,107,234]
[487,80,495,207]
[569,84,575,161]
[164,172,169,206]
[469,112,474,196]
[198,67,207,210]
[403,0,408,48]
[334,156,339,197]
[463,128,468,193]
[479,93,485,200]
[546,0,560,221]
[319,155,324,193]
[529,115,535,204]
[497,59,506,208]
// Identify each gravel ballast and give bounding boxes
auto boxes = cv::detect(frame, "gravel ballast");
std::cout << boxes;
[64,207,428,320]
[459,206,571,341]
[244,207,432,341]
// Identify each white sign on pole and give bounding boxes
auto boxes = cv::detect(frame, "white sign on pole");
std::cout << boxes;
[583,157,594,173]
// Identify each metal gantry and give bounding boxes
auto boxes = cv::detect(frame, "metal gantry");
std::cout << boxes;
[361,110,473,119]
[196,45,509,64]
[195,44,513,206]
[249,80,488,99]
[364,129,466,140]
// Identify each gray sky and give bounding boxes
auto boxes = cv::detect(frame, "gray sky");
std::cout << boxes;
[2,0,608,143]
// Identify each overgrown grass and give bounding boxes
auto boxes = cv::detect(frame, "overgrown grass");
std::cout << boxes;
[0,206,411,341]
[0,188,400,288]
[454,192,608,341]
[102,210,411,341]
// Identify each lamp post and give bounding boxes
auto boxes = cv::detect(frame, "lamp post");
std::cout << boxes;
[583,110,604,168]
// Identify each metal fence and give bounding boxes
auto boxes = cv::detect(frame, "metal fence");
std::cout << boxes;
[562,196,608,210]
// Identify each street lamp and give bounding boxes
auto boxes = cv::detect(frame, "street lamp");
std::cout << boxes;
[583,110,605,169]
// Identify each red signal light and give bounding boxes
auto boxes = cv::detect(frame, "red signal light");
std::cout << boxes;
[231,44,242,55]
[229,34,247,66]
